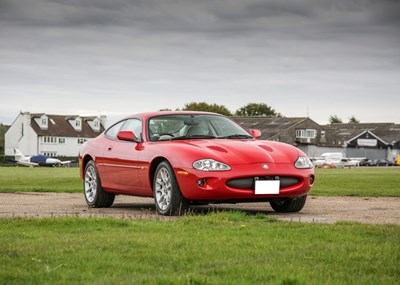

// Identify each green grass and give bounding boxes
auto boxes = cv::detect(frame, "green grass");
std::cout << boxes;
[0,167,81,192]
[1,166,399,197]
[1,213,399,285]
[312,168,400,196]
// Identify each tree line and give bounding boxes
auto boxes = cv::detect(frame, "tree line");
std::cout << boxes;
[181,102,282,117]
[163,102,359,124]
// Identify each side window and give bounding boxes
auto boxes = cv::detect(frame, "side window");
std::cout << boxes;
[120,119,142,139]
[105,120,125,139]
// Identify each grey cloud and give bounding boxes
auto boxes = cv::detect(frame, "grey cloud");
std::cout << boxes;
[0,0,399,125]
[232,1,315,19]
[0,0,131,27]
[369,0,400,25]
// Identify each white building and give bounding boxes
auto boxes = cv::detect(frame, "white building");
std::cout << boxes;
[5,112,106,157]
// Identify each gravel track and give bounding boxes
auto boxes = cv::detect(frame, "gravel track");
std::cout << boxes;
[0,193,399,224]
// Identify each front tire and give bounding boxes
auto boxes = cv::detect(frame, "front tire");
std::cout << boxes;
[270,195,307,213]
[84,160,115,207]
[153,161,189,216]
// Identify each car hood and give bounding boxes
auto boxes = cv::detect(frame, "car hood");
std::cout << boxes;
[171,139,301,165]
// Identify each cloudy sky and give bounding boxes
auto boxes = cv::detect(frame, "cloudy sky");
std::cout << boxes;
[0,0,399,126]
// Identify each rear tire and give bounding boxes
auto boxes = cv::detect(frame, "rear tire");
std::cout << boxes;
[84,160,115,207]
[270,195,307,213]
[153,161,189,216]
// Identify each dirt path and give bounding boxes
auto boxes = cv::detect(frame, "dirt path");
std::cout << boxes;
[0,192,399,224]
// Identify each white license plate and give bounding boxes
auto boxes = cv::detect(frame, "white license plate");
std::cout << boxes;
[255,180,280,194]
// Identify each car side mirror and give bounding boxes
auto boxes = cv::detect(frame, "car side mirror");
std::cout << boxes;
[117,131,140,142]
[250,129,261,139]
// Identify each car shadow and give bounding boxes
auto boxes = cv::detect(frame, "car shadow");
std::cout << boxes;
[111,202,276,217]
[189,204,274,216]
[113,202,155,209]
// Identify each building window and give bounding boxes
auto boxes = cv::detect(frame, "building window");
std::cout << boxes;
[296,129,317,139]
[59,138,66,144]
[42,136,57,144]
[76,120,81,127]
[92,119,100,132]
[42,118,47,125]
[42,152,57,157]
[78,138,87,144]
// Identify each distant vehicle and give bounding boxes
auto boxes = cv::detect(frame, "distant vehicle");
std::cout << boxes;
[336,158,360,168]
[321,152,343,162]
[376,159,394,167]
[13,149,72,167]
[366,159,378,167]
[311,152,343,168]
[359,158,371,167]
[312,153,361,168]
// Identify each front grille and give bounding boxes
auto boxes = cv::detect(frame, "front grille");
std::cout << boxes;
[226,176,300,190]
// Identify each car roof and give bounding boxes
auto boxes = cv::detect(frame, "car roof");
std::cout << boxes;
[124,111,223,121]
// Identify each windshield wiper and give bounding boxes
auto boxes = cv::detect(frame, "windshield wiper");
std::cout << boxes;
[219,134,253,139]
[170,135,217,140]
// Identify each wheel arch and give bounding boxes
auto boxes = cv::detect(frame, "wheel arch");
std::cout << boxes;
[80,154,94,179]
[149,156,168,188]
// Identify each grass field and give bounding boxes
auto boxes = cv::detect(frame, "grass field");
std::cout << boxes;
[0,168,399,284]
[1,213,399,285]
[0,166,399,196]
[0,167,80,192]
[313,167,400,196]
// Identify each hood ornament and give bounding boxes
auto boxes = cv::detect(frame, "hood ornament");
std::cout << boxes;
[261,164,269,169]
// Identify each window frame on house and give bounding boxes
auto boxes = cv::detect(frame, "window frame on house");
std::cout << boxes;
[42,136,57,144]
[295,129,317,139]
[41,151,57,157]
[77,138,87,144]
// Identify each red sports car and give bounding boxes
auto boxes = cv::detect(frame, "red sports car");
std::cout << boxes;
[79,111,315,215]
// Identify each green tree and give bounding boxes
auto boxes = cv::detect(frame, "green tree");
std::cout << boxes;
[0,123,10,155]
[329,115,343,124]
[235,103,281,117]
[182,102,232,116]
[348,116,360,123]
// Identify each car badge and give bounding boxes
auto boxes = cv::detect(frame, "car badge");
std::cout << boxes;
[261,164,269,169]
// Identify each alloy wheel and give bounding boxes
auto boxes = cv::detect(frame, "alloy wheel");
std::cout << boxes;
[84,164,97,203]
[155,167,172,211]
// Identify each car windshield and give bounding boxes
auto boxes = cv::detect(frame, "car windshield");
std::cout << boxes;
[148,114,252,141]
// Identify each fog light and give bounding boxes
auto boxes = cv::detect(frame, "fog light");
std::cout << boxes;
[197,179,206,187]
[309,175,315,185]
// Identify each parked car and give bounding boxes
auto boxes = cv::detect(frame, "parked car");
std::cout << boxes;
[376,159,394,166]
[79,111,315,215]
[335,158,360,168]
[359,159,377,167]
[359,158,370,167]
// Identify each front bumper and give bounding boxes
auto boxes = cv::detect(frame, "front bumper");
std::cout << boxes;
[175,162,314,201]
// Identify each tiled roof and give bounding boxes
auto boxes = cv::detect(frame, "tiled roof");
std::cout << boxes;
[30,114,104,138]
[324,123,400,145]
[233,116,400,147]
[232,116,307,139]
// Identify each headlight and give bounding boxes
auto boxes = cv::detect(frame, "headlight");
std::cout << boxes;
[193,159,231,171]
[295,156,314,169]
